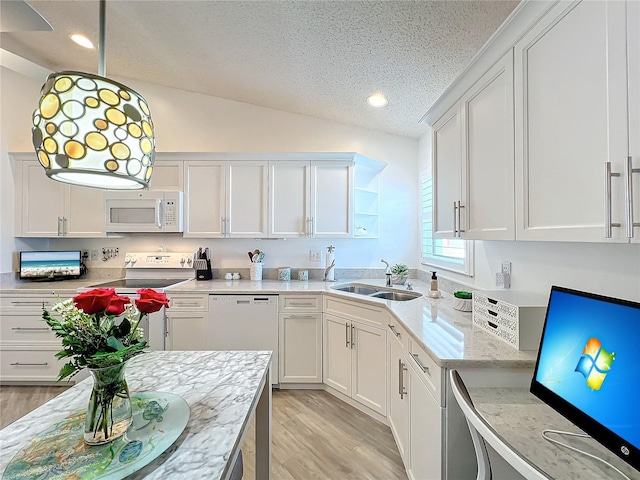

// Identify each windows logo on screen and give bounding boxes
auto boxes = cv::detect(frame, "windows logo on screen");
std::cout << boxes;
[574,338,615,390]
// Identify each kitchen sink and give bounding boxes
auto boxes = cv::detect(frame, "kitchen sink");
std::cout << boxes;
[370,290,422,301]
[331,283,422,302]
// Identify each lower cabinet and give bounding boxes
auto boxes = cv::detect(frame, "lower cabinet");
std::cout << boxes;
[323,312,387,415]
[165,294,209,350]
[279,294,323,383]
[388,329,410,462]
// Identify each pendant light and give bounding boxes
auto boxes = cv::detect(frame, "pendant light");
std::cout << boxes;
[31,0,155,189]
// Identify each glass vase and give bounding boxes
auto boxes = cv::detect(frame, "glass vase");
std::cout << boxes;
[84,361,133,445]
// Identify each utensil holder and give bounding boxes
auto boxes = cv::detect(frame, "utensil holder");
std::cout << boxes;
[195,259,212,280]
[250,262,262,281]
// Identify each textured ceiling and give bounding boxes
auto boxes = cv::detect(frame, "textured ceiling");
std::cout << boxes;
[1,0,518,138]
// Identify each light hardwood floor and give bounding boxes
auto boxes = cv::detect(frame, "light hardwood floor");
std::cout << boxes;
[0,386,407,479]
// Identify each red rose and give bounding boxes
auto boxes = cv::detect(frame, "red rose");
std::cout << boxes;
[135,288,170,314]
[105,294,131,316]
[73,288,115,315]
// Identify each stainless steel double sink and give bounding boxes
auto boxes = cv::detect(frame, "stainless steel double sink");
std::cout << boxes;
[331,283,422,302]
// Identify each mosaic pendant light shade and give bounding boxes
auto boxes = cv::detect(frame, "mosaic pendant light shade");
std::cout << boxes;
[32,71,155,189]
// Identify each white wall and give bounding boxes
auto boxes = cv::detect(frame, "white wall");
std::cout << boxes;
[1,66,419,273]
[418,129,640,302]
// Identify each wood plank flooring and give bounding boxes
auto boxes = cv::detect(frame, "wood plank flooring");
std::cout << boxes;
[0,386,407,479]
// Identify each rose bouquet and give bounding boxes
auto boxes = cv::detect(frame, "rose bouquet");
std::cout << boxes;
[42,287,169,444]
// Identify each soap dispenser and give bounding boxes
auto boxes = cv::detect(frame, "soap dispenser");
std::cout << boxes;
[427,271,442,298]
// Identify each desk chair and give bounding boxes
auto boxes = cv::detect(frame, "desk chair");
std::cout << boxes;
[449,370,548,480]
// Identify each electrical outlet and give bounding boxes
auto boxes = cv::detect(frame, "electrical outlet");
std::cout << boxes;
[90,249,100,261]
[501,261,511,276]
[309,250,322,262]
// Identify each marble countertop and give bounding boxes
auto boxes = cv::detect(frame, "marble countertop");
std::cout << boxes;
[0,350,272,479]
[0,276,537,369]
[469,387,640,480]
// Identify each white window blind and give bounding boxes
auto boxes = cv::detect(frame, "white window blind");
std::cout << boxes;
[420,170,473,275]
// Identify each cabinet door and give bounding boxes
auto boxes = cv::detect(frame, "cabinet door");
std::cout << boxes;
[462,51,515,240]
[432,105,462,239]
[629,1,640,244]
[65,185,104,237]
[388,335,410,464]
[311,161,353,237]
[148,161,183,191]
[226,161,268,237]
[514,0,629,242]
[323,313,351,396]
[409,366,443,480]
[351,321,386,415]
[19,162,65,236]
[269,161,310,238]
[165,312,209,351]
[183,161,225,237]
[279,313,322,383]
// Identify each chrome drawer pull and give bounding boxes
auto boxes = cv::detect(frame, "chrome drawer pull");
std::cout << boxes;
[399,359,407,399]
[345,322,350,348]
[388,324,400,338]
[290,302,313,306]
[287,314,315,319]
[410,352,429,373]
[11,327,50,331]
[10,362,48,366]
[175,302,200,306]
[10,301,49,305]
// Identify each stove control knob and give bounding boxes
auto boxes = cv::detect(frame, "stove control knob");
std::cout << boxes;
[187,257,193,266]
[124,256,131,265]
[180,257,185,266]
[130,257,137,265]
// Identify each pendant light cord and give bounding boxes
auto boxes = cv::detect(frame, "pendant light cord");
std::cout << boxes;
[98,0,106,76]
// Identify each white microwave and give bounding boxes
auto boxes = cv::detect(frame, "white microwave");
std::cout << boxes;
[105,191,183,233]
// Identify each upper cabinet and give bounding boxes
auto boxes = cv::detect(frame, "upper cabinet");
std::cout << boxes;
[425,0,638,243]
[432,51,514,240]
[514,0,635,243]
[269,159,354,238]
[14,158,104,238]
[184,160,268,238]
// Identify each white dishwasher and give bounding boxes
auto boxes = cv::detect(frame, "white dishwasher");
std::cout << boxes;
[208,295,279,385]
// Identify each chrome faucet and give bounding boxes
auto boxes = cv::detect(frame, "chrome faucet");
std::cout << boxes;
[381,259,392,287]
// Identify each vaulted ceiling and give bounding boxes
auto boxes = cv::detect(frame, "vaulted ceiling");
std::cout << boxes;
[1,0,519,138]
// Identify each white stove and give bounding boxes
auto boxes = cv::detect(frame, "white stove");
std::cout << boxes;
[83,252,196,350]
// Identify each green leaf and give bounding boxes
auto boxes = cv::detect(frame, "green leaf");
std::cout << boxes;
[107,336,125,351]
[117,318,131,337]
[58,362,75,380]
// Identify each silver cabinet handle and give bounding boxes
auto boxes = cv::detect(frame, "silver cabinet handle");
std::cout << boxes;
[11,301,48,306]
[174,302,199,307]
[57,216,62,236]
[165,315,170,338]
[351,324,355,349]
[287,314,315,319]
[624,156,640,238]
[399,358,407,399]
[345,322,350,348]
[11,327,50,331]
[410,352,429,373]
[226,217,231,236]
[311,217,315,236]
[63,217,67,235]
[605,162,622,237]
[290,302,313,306]
[388,324,400,338]
[457,200,465,236]
[452,201,457,237]
[10,362,48,366]
[157,200,162,229]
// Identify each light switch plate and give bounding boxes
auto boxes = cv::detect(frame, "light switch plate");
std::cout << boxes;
[309,250,322,262]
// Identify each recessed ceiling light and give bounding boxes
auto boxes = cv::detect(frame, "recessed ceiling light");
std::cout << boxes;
[367,94,388,108]
[70,33,94,49]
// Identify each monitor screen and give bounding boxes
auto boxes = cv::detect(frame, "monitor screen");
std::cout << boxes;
[530,286,640,471]
[19,251,82,280]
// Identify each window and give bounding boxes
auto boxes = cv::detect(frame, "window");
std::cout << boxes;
[420,170,473,275]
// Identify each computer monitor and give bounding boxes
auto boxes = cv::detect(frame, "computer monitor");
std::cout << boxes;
[19,250,82,280]
[530,286,640,472]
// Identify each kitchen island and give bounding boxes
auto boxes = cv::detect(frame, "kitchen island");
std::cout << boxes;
[0,350,272,479]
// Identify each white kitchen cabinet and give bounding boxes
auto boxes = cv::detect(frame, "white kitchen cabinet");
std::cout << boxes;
[323,311,386,416]
[269,160,353,238]
[432,51,514,240]
[14,159,104,237]
[408,362,443,480]
[279,294,322,384]
[627,0,640,244]
[165,311,209,351]
[165,294,210,350]
[148,161,183,191]
[461,51,515,240]
[184,161,268,238]
[387,326,410,464]
[432,105,462,239]
[514,0,631,242]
